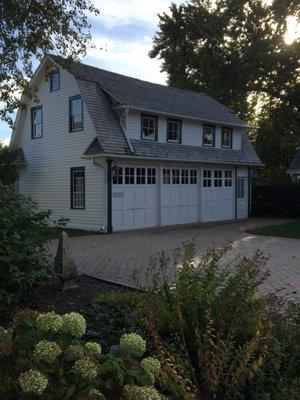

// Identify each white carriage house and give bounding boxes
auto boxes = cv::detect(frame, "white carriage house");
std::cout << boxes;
[10,56,262,232]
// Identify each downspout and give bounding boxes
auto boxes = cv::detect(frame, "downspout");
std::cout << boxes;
[107,159,113,234]
[235,166,238,219]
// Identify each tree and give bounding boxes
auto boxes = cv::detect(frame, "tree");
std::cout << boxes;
[0,142,20,184]
[150,0,300,179]
[0,0,99,126]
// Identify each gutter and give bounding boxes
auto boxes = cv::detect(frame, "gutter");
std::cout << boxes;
[81,152,262,167]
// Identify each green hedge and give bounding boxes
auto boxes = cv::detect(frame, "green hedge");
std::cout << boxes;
[252,182,300,217]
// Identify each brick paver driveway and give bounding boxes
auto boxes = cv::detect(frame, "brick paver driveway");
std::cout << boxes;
[48,218,300,302]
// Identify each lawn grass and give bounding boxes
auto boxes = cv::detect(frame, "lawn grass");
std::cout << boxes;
[41,227,100,241]
[248,221,300,239]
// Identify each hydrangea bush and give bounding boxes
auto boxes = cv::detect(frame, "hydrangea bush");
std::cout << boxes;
[0,309,163,400]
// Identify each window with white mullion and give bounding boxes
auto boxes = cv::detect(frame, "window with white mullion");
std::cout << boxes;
[167,119,181,142]
[71,168,85,209]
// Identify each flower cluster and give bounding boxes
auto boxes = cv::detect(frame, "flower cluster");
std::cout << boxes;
[124,385,161,400]
[36,312,63,333]
[19,369,48,395]
[141,357,161,375]
[74,357,98,380]
[119,333,146,358]
[65,344,84,361]
[34,340,62,363]
[85,342,102,357]
[62,312,86,337]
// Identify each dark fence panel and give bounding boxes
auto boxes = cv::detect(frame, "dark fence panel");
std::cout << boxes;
[252,183,300,217]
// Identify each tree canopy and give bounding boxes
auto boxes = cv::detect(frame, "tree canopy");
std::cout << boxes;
[0,0,99,126]
[150,0,300,180]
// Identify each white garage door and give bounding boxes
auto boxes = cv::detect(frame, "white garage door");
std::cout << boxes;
[161,168,199,226]
[201,168,234,222]
[112,166,157,230]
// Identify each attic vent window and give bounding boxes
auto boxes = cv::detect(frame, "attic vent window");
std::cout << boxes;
[50,69,60,92]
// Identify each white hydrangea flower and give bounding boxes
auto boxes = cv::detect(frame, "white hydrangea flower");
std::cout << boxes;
[124,385,161,400]
[85,342,102,357]
[141,357,161,375]
[73,357,98,380]
[36,312,63,333]
[34,340,62,363]
[19,369,48,395]
[120,333,146,358]
[62,312,86,337]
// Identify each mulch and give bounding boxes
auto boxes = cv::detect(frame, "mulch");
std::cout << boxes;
[27,275,129,314]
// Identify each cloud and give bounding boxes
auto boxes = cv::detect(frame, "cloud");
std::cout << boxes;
[91,0,176,29]
[85,35,167,84]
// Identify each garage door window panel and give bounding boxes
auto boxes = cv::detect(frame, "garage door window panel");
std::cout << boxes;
[224,170,233,187]
[181,169,189,184]
[137,168,146,184]
[147,168,156,185]
[214,170,222,187]
[190,170,197,184]
[163,169,171,184]
[125,167,135,184]
[172,169,180,184]
[113,167,123,184]
[203,170,212,187]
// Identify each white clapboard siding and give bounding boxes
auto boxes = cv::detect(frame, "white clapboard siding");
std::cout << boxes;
[126,110,242,149]
[18,67,105,231]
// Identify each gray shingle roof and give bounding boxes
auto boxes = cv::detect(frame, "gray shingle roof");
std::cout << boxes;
[66,61,247,127]
[287,149,300,172]
[77,79,131,155]
[84,133,262,166]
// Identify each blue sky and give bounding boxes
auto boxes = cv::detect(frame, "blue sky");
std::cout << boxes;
[0,0,181,145]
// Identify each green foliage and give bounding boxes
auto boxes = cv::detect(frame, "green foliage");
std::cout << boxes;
[248,221,300,239]
[138,244,299,400]
[0,0,100,126]
[0,184,53,319]
[84,291,145,352]
[150,0,300,180]
[0,142,20,184]
[0,310,163,399]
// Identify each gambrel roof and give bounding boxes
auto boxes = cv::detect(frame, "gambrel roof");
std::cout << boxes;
[53,56,261,166]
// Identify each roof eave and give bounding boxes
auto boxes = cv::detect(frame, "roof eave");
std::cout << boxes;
[81,152,262,166]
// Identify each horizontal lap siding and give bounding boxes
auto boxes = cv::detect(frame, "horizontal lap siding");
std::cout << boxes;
[126,110,242,150]
[18,68,105,231]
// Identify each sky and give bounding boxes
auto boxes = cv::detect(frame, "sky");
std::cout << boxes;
[0,0,299,146]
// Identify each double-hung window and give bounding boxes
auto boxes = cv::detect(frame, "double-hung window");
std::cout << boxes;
[141,115,157,140]
[221,127,232,148]
[69,95,83,132]
[203,124,215,146]
[70,167,85,209]
[167,119,181,143]
[31,106,43,139]
[50,69,60,91]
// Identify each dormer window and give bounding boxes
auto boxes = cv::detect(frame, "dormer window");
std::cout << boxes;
[141,114,157,140]
[221,127,232,148]
[50,69,60,92]
[203,124,215,146]
[167,119,181,143]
